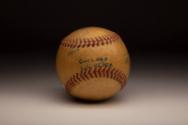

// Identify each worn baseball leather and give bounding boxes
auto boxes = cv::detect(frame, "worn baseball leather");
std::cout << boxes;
[56,27,130,101]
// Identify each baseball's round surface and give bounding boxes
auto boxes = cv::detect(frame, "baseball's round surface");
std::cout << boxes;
[56,27,130,101]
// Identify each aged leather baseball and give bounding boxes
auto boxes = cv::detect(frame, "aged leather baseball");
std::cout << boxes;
[56,27,130,101]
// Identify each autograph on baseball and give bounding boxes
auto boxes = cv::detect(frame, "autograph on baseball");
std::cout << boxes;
[78,57,113,71]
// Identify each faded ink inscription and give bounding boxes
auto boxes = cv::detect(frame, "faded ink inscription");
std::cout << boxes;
[78,57,112,71]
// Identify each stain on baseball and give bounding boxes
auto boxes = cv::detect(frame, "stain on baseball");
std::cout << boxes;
[56,26,130,101]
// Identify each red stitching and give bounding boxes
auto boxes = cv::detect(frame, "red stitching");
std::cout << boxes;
[103,35,108,45]
[113,69,119,80]
[97,67,102,77]
[87,38,90,47]
[61,33,120,48]
[82,38,86,48]
[70,39,74,48]
[72,74,78,83]
[101,67,106,77]
[67,79,74,89]
[99,36,104,45]
[106,36,112,44]
[80,72,86,81]
[65,67,127,91]
[106,67,111,78]
[83,69,89,80]
[63,41,67,47]
[88,67,93,78]
[76,73,81,82]
[95,37,100,46]
[91,38,95,47]
[110,68,115,79]
[93,68,98,78]
[116,71,123,84]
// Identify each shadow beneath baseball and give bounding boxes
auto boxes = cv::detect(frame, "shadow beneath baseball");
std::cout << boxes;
[68,95,119,104]
[53,87,126,106]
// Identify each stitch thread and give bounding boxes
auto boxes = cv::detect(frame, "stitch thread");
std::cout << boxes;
[66,67,127,91]
[61,33,120,48]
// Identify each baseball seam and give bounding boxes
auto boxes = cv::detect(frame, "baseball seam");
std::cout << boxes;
[61,33,120,48]
[65,67,127,91]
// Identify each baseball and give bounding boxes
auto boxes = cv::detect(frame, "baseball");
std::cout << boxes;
[56,27,130,101]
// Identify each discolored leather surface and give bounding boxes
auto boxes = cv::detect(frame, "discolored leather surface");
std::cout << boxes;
[56,27,130,100]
